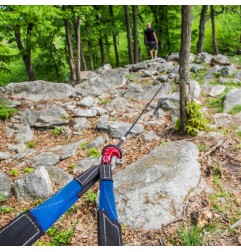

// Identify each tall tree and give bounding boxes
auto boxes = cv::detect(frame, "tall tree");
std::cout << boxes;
[132,6,138,63]
[197,5,208,53]
[210,5,219,55]
[14,22,35,81]
[94,6,105,66]
[179,5,192,132]
[63,5,83,84]
[124,5,134,64]
[109,6,120,67]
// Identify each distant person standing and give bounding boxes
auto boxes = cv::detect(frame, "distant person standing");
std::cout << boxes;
[144,23,158,59]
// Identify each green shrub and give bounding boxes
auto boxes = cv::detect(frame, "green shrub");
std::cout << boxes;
[26,140,36,149]
[52,127,64,135]
[229,105,241,115]
[88,147,100,157]
[0,194,6,202]
[185,101,208,136]
[0,101,17,120]
[46,227,74,246]
[178,226,203,246]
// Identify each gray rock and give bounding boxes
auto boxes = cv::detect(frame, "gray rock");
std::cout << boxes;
[110,97,130,110]
[167,52,195,63]
[195,52,213,64]
[211,54,231,66]
[221,65,236,77]
[73,157,98,174]
[235,71,241,80]
[143,131,159,141]
[208,85,225,97]
[91,67,128,90]
[71,117,90,130]
[60,140,85,160]
[31,152,60,168]
[80,71,98,80]
[91,106,107,116]
[75,85,101,97]
[13,167,53,200]
[158,62,174,73]
[15,123,34,144]
[206,132,224,139]
[158,93,180,112]
[0,152,11,160]
[124,84,144,101]
[97,120,144,138]
[77,96,95,107]
[13,149,35,161]
[7,143,27,153]
[5,80,75,102]
[124,83,171,102]
[46,166,72,187]
[189,80,201,99]
[212,113,233,127]
[190,64,205,74]
[233,78,241,84]
[114,141,201,230]
[4,127,15,138]
[72,108,97,118]
[204,65,221,79]
[125,61,148,71]
[223,88,241,113]
[20,107,69,129]
[0,172,11,199]
[87,136,106,148]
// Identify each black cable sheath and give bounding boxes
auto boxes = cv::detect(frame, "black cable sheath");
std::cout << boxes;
[117,82,166,148]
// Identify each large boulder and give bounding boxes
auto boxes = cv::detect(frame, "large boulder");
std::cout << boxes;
[0,172,11,199]
[96,120,144,138]
[13,167,53,200]
[211,54,231,66]
[114,141,202,229]
[223,88,241,113]
[90,67,128,90]
[4,80,75,102]
[19,107,69,129]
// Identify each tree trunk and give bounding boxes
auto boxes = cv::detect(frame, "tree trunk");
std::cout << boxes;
[85,15,94,71]
[124,5,134,64]
[197,5,208,53]
[63,6,76,83]
[210,5,219,55]
[132,5,138,64]
[75,14,81,83]
[109,6,120,67]
[179,5,192,132]
[14,24,35,81]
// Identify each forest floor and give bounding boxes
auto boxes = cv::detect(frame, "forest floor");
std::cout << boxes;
[1,61,241,247]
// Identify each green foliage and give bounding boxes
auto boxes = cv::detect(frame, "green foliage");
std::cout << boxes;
[9,168,19,176]
[178,226,203,246]
[69,163,77,173]
[100,99,109,105]
[0,101,17,120]
[23,167,34,173]
[185,101,208,136]
[80,142,88,150]
[88,147,100,157]
[52,127,64,135]
[86,190,97,203]
[197,144,206,152]
[0,206,14,214]
[0,194,6,202]
[26,140,36,149]
[229,105,241,115]
[46,227,74,246]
